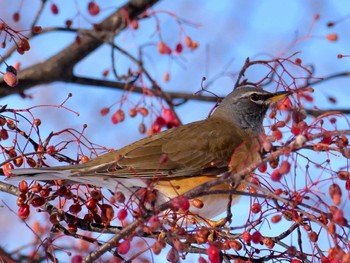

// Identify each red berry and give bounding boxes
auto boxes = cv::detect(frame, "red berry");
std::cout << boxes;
[192,198,204,209]
[31,182,42,193]
[14,156,23,167]
[295,58,302,65]
[251,231,262,244]
[101,204,114,224]
[131,20,139,30]
[251,203,262,214]
[18,204,30,219]
[81,155,89,163]
[19,180,28,193]
[138,107,149,117]
[163,72,170,82]
[2,162,14,177]
[291,125,301,136]
[346,179,350,191]
[258,163,267,173]
[13,12,20,22]
[0,128,9,140]
[34,118,41,126]
[175,43,183,53]
[163,108,173,123]
[117,240,131,255]
[71,255,83,263]
[117,208,128,220]
[271,214,282,223]
[4,72,18,87]
[242,231,251,243]
[16,194,26,206]
[271,169,283,182]
[157,42,172,55]
[40,188,50,197]
[184,36,192,47]
[320,257,331,263]
[101,69,109,77]
[279,161,291,175]
[51,3,59,14]
[26,157,37,168]
[139,123,146,134]
[333,209,344,225]
[65,19,73,28]
[111,109,125,124]
[151,123,161,133]
[88,1,100,16]
[32,26,42,34]
[129,108,137,117]
[46,145,56,155]
[155,116,166,127]
[31,197,45,207]
[69,203,82,214]
[172,196,190,211]
[277,97,292,110]
[100,107,109,116]
[85,198,97,211]
[166,247,179,262]
[272,129,282,140]
[326,33,338,42]
[303,94,313,102]
[321,136,332,145]
[207,245,220,263]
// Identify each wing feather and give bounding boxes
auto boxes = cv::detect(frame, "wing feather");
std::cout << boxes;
[8,117,256,183]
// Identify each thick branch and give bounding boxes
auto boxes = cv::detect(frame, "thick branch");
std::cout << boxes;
[0,0,160,97]
[71,76,350,115]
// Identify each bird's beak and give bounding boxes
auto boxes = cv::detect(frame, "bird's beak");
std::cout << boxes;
[267,90,292,103]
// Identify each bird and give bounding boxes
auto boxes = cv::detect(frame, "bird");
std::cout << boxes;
[7,86,291,225]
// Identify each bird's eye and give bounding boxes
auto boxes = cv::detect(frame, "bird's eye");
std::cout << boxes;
[250,93,260,102]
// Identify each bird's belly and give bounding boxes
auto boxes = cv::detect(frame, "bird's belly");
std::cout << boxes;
[155,176,243,220]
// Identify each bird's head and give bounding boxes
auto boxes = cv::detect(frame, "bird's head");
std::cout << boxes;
[212,86,291,134]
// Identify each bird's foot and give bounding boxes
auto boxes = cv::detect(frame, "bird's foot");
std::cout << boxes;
[205,216,231,228]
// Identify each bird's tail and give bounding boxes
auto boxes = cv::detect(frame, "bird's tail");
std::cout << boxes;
[6,167,148,193]
[6,167,78,182]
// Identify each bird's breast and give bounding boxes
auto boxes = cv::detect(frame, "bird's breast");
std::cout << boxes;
[154,175,245,220]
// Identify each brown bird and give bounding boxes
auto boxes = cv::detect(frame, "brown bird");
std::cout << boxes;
[7,86,291,224]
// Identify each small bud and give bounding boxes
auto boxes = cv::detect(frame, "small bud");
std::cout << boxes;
[32,26,42,33]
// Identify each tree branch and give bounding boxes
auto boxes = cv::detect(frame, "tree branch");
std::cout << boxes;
[0,0,160,97]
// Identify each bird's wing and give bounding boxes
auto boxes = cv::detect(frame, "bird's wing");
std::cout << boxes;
[7,118,256,184]
[103,118,253,178]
